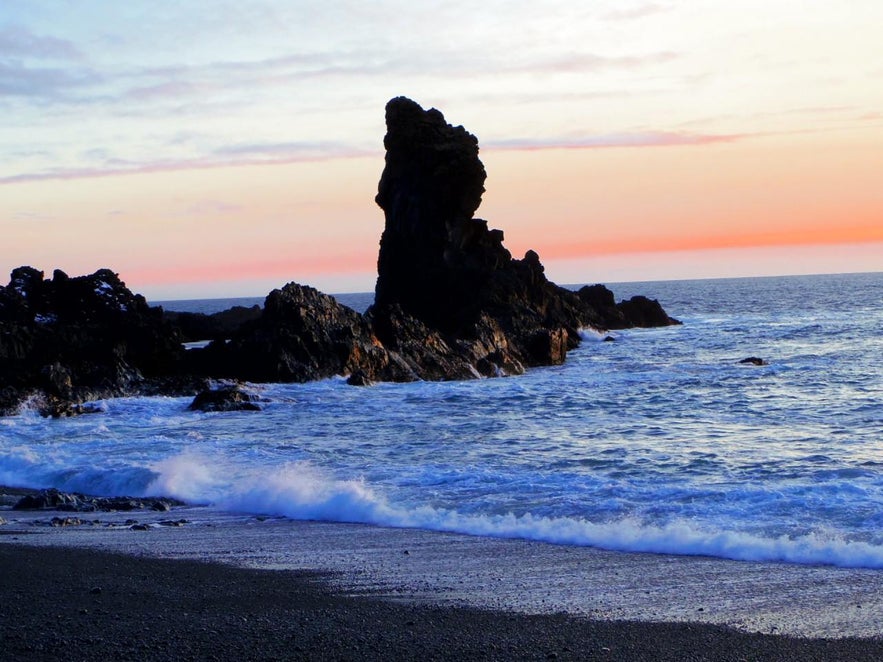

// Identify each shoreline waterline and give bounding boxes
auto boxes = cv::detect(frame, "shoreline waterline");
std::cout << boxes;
[3,505,883,640]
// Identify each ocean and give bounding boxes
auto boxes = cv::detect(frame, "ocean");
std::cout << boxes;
[3,272,882,569]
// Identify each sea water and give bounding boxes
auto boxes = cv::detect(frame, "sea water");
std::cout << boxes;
[2,273,882,569]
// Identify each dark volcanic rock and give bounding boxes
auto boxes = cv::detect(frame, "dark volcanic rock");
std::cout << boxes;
[374,97,492,331]
[13,488,80,511]
[0,98,683,408]
[738,357,768,366]
[577,285,681,329]
[346,370,374,386]
[369,97,605,376]
[0,267,185,415]
[12,488,184,513]
[617,295,681,328]
[189,283,413,384]
[188,386,262,412]
[164,305,262,342]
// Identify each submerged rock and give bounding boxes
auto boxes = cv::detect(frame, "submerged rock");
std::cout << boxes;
[188,386,262,412]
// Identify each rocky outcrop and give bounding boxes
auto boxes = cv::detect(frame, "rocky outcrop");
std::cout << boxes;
[12,488,183,512]
[0,97,682,413]
[577,284,681,329]
[618,295,681,328]
[0,267,188,416]
[368,97,607,377]
[188,386,263,412]
[186,283,414,384]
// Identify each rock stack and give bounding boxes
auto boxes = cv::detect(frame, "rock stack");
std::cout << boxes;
[0,97,680,415]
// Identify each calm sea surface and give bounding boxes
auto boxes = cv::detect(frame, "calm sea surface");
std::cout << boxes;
[4,272,882,568]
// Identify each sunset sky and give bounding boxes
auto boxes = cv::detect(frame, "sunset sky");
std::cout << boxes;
[2,1,881,300]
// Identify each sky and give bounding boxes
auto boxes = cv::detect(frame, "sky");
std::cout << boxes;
[2,1,881,300]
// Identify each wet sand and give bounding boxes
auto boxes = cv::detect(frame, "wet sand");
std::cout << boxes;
[2,506,883,659]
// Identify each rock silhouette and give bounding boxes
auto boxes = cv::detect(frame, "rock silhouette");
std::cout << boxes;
[370,97,607,376]
[0,267,197,416]
[0,97,679,415]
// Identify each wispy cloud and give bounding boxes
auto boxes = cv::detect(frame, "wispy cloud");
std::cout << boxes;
[0,60,100,99]
[181,199,243,217]
[503,51,678,75]
[486,131,745,152]
[0,26,94,100]
[105,46,680,108]
[603,3,671,21]
[0,127,749,185]
[214,141,374,159]
[0,26,81,59]
[0,143,378,186]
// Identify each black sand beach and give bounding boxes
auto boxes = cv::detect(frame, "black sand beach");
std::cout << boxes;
[2,540,882,661]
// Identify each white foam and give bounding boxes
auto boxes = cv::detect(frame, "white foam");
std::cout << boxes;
[142,453,883,570]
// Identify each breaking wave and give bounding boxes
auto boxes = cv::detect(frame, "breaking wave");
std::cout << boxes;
[143,453,883,569]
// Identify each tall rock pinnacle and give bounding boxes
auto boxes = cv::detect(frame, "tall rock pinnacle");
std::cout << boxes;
[374,96,512,334]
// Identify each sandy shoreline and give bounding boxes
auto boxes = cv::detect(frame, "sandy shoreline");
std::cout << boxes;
[2,503,883,659]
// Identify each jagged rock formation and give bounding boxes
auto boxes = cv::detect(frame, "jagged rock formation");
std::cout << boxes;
[367,96,657,377]
[0,267,197,416]
[0,96,680,415]
[186,283,413,384]
[577,284,680,329]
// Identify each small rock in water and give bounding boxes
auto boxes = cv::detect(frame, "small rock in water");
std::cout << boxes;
[346,370,374,386]
[602,335,616,342]
[188,386,262,412]
[130,523,151,531]
[738,357,768,366]
[50,516,83,527]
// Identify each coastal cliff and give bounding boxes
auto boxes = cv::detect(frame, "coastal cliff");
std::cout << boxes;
[0,97,678,415]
